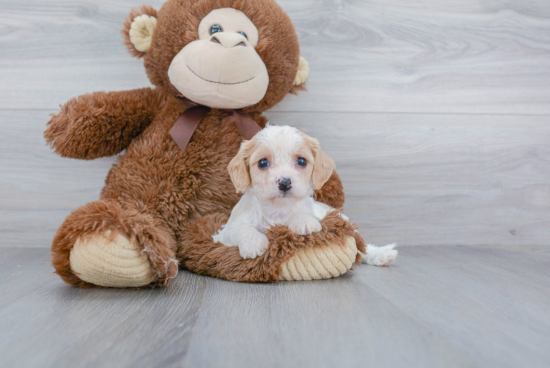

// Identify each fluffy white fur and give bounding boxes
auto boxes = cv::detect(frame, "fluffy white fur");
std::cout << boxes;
[214,124,398,266]
[361,244,398,266]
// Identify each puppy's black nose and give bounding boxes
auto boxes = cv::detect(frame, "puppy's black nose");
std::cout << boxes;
[278,178,292,192]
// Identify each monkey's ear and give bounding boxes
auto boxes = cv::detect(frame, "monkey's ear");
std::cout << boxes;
[290,56,310,95]
[294,57,310,86]
[228,140,254,194]
[122,5,158,58]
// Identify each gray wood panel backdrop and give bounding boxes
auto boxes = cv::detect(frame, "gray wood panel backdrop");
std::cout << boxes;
[1,0,549,248]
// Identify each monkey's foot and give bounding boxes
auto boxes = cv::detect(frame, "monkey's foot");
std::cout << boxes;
[70,231,155,288]
[279,236,357,281]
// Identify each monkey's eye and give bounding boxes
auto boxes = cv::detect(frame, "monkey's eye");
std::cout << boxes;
[297,157,307,167]
[237,31,248,39]
[258,158,269,169]
[210,24,223,35]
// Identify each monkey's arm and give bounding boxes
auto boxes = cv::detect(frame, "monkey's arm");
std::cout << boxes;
[314,171,345,209]
[45,87,166,159]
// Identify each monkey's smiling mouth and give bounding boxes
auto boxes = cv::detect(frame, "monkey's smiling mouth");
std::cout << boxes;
[187,65,255,85]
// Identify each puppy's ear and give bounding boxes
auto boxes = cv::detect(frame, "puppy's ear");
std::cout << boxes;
[228,140,254,193]
[307,137,335,190]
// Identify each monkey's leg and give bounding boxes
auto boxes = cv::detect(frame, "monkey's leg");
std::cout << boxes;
[51,200,178,288]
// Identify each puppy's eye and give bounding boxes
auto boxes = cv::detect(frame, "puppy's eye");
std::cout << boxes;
[237,31,248,39]
[210,24,223,35]
[258,158,269,169]
[297,157,307,167]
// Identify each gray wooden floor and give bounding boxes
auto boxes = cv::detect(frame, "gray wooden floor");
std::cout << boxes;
[1,245,550,367]
[1,0,550,367]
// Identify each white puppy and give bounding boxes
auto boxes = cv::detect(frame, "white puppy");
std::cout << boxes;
[213,124,397,266]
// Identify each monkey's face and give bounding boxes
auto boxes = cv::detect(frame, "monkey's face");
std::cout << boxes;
[168,8,269,109]
[123,0,309,112]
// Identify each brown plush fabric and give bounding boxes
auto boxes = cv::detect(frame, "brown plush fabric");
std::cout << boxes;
[178,211,366,282]
[46,0,352,288]
[45,88,167,160]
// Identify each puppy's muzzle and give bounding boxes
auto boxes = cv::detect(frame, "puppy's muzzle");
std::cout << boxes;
[278,178,292,192]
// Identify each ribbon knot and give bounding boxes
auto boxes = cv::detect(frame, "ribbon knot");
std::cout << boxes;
[169,96,262,152]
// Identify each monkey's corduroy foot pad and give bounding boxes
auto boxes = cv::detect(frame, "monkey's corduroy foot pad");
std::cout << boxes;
[178,211,366,282]
[278,237,357,281]
[70,230,156,288]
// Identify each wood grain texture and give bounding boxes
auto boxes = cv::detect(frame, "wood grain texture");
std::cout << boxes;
[1,246,549,367]
[1,0,550,113]
[2,109,549,248]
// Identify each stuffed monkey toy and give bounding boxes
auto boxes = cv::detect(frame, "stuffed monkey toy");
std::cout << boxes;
[45,0,366,288]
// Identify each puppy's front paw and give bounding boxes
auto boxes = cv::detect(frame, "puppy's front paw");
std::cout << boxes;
[238,231,269,259]
[289,215,322,236]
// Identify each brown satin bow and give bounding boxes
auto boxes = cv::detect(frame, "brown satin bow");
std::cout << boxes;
[169,96,262,152]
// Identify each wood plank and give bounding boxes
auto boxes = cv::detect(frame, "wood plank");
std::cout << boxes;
[1,0,549,113]
[0,257,208,367]
[2,110,549,248]
[277,0,550,114]
[181,269,473,368]
[183,245,550,368]
[1,246,549,367]
[0,248,57,309]
[355,245,550,367]
[0,0,162,109]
